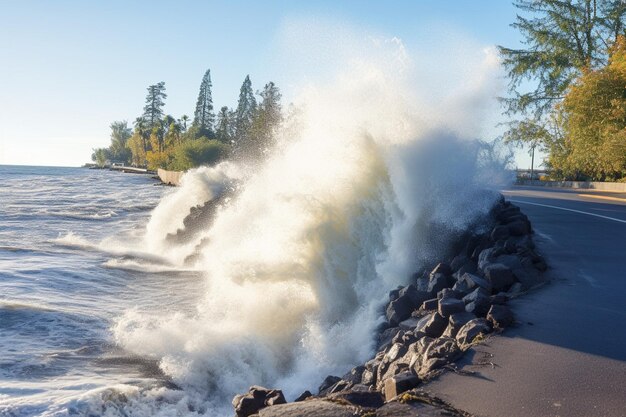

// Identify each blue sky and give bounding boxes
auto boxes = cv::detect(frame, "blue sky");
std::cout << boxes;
[0,1,537,167]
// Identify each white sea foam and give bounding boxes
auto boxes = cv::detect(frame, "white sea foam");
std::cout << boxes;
[105,25,511,416]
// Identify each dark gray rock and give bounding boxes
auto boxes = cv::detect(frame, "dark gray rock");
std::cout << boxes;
[377,327,401,351]
[427,273,450,295]
[327,390,384,408]
[430,262,452,277]
[318,376,341,395]
[477,247,496,272]
[508,219,530,235]
[460,272,493,292]
[494,254,524,271]
[258,399,359,417]
[450,254,469,272]
[487,304,514,329]
[420,298,438,311]
[294,390,312,402]
[386,285,429,326]
[491,225,510,241]
[456,318,492,348]
[232,386,286,417]
[438,297,465,317]
[484,263,515,290]
[490,292,508,305]
[415,312,448,338]
[513,267,543,289]
[383,371,420,401]
[437,288,460,300]
[342,366,365,385]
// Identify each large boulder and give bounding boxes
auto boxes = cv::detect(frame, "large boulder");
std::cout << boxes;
[456,318,492,349]
[383,371,420,401]
[258,399,359,417]
[438,297,465,317]
[484,263,515,291]
[442,312,476,338]
[459,272,492,292]
[415,312,448,338]
[487,304,515,329]
[232,386,286,417]
[386,285,429,326]
[318,375,341,395]
[414,337,461,378]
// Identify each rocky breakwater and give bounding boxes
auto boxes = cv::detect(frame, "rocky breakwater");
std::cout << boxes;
[232,198,547,417]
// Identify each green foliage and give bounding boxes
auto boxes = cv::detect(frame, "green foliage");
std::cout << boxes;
[169,139,229,171]
[499,0,626,118]
[99,69,284,172]
[91,148,110,167]
[551,36,626,180]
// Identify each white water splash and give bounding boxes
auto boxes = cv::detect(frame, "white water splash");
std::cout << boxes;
[104,27,510,416]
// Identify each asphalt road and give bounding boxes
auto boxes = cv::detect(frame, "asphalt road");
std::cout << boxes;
[425,185,626,417]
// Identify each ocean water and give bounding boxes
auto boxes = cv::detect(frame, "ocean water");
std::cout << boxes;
[0,165,207,415]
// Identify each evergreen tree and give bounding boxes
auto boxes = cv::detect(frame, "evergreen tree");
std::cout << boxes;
[215,106,233,143]
[142,82,167,127]
[249,82,282,156]
[234,75,257,141]
[193,69,215,137]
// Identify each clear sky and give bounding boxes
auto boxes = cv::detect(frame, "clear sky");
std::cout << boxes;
[0,0,538,168]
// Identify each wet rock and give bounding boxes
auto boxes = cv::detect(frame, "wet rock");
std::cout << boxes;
[427,273,450,295]
[438,297,465,317]
[507,219,530,235]
[328,390,385,408]
[512,267,542,289]
[487,304,514,329]
[257,399,359,417]
[490,292,508,305]
[460,272,493,292]
[399,317,420,330]
[477,247,496,271]
[484,263,515,290]
[318,376,341,395]
[383,371,420,401]
[420,298,438,311]
[415,312,448,338]
[294,390,312,402]
[378,327,402,351]
[491,225,510,241]
[442,311,475,338]
[450,254,469,272]
[456,318,492,348]
[430,262,452,277]
[437,288,460,300]
[342,366,365,385]
[386,285,429,326]
[232,386,286,417]
[494,254,524,271]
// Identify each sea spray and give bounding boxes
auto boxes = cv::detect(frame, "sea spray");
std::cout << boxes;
[108,37,510,416]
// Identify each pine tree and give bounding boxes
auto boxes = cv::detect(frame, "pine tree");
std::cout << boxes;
[251,82,282,154]
[193,69,215,137]
[215,106,233,143]
[234,75,257,141]
[142,82,167,127]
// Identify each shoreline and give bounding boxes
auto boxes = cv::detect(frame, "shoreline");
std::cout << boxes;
[231,196,547,416]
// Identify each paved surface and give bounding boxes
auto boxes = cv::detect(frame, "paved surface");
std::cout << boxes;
[425,186,626,417]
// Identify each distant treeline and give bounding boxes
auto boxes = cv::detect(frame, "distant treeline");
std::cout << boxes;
[92,70,283,170]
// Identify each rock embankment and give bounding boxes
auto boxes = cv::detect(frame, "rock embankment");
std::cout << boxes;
[232,197,547,416]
